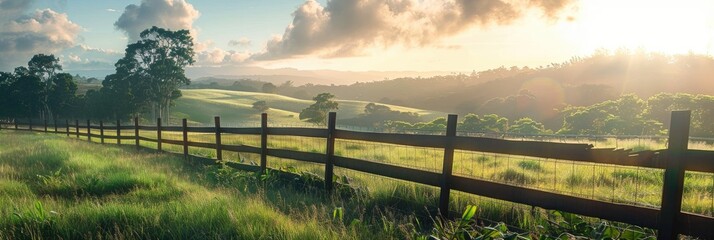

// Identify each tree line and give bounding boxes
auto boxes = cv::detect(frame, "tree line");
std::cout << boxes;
[369,93,714,137]
[0,27,194,123]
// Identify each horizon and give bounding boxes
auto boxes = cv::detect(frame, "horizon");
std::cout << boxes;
[1,0,713,78]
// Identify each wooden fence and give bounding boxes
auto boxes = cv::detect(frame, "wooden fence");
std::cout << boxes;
[1,111,713,239]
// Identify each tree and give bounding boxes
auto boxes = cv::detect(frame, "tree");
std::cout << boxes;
[262,83,277,93]
[299,93,338,124]
[252,100,269,112]
[47,73,78,119]
[109,26,195,123]
[28,54,62,120]
[509,118,548,134]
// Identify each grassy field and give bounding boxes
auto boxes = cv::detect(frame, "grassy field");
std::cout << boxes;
[4,127,713,238]
[0,131,443,239]
[172,89,445,125]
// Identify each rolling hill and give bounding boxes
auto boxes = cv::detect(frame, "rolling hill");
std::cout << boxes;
[171,89,445,126]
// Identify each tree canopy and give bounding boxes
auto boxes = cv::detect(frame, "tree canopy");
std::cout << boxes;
[299,93,339,124]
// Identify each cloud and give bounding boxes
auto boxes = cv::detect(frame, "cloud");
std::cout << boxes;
[114,0,200,42]
[196,48,250,66]
[252,0,575,60]
[106,8,117,12]
[0,6,82,71]
[59,44,123,70]
[228,37,251,48]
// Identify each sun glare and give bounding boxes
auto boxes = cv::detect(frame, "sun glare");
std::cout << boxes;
[570,0,714,55]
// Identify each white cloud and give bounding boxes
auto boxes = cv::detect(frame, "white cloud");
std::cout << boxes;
[114,0,200,42]
[106,8,117,12]
[228,37,251,48]
[0,7,82,71]
[252,0,575,60]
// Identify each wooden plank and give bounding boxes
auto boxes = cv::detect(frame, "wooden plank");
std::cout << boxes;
[214,116,222,161]
[138,136,157,142]
[449,175,660,229]
[260,113,267,172]
[160,126,183,132]
[678,212,714,240]
[182,119,188,158]
[222,144,261,154]
[185,127,215,133]
[86,120,91,142]
[116,119,121,145]
[453,136,664,168]
[75,119,79,139]
[134,117,139,148]
[266,148,325,164]
[117,135,135,140]
[268,127,327,138]
[186,141,216,149]
[334,129,446,148]
[659,110,691,239]
[99,121,104,144]
[333,156,441,186]
[684,150,714,173]
[221,127,261,134]
[156,118,162,151]
[160,138,183,145]
[439,114,457,217]
[138,126,157,131]
[325,112,336,192]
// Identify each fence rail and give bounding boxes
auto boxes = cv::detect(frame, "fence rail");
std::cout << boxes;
[1,111,713,239]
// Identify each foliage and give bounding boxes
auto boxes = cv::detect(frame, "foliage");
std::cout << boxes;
[342,103,420,127]
[299,92,339,124]
[262,82,277,93]
[252,100,269,112]
[101,26,195,121]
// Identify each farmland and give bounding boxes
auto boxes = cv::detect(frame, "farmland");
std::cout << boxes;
[171,89,445,125]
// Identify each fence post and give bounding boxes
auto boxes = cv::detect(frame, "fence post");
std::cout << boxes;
[324,112,337,192]
[86,120,91,142]
[53,118,57,133]
[214,116,222,161]
[182,118,188,158]
[99,121,104,144]
[116,119,121,145]
[658,110,691,239]
[28,118,32,131]
[65,119,69,137]
[438,114,458,217]
[156,118,162,151]
[14,119,17,130]
[134,117,139,148]
[44,118,47,132]
[75,119,79,138]
[261,113,268,172]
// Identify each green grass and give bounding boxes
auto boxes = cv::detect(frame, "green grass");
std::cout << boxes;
[0,131,437,239]
[4,128,714,238]
[172,89,445,125]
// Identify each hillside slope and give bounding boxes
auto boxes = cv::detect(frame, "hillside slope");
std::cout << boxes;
[172,89,445,125]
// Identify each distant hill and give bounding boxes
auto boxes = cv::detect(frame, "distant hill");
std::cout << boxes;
[270,51,714,129]
[171,89,445,126]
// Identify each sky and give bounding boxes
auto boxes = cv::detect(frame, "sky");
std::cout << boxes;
[1,0,713,76]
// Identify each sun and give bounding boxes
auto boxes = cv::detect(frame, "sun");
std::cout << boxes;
[568,0,714,55]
